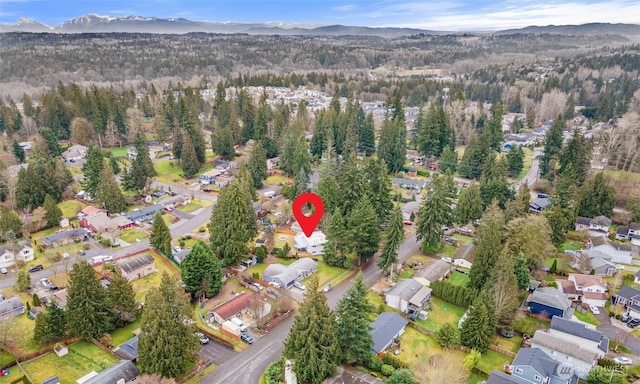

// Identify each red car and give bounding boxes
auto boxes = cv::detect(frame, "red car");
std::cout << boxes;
[403,220,413,225]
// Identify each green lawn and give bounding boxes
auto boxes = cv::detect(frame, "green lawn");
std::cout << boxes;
[17,342,117,384]
[513,314,549,334]
[58,200,88,218]
[573,310,601,326]
[452,233,474,245]
[559,240,584,252]
[179,201,204,213]
[266,175,291,185]
[396,327,447,368]
[476,350,513,376]
[130,252,181,302]
[398,268,415,279]
[109,147,129,158]
[493,334,523,353]
[438,244,458,258]
[469,372,487,384]
[109,315,141,346]
[119,228,147,243]
[1,313,42,357]
[516,148,534,180]
[414,297,466,333]
[0,350,16,367]
[154,159,186,183]
[448,271,470,286]
[310,258,352,288]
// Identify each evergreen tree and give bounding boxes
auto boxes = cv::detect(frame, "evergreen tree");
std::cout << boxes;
[180,132,201,178]
[149,212,172,257]
[454,182,483,225]
[12,140,25,163]
[345,196,380,263]
[336,273,374,364]
[627,197,640,222]
[378,206,403,275]
[488,252,520,329]
[479,152,514,209]
[247,141,267,189]
[559,130,591,185]
[138,273,199,378]
[513,253,531,290]
[127,130,156,191]
[545,205,569,248]
[66,260,114,340]
[107,268,138,327]
[33,301,67,343]
[209,183,258,267]
[439,146,457,174]
[39,127,62,157]
[506,146,524,178]
[540,116,565,180]
[16,269,31,292]
[95,165,127,214]
[82,146,105,198]
[378,115,406,173]
[586,367,623,384]
[291,168,310,199]
[468,203,504,291]
[280,126,310,177]
[43,194,62,227]
[0,206,21,235]
[416,175,454,251]
[550,259,558,274]
[436,323,460,349]
[212,123,235,160]
[506,215,555,270]
[336,156,365,217]
[284,276,340,384]
[460,296,494,352]
[576,173,616,218]
[358,112,376,156]
[458,136,481,179]
[181,241,222,300]
[316,157,339,215]
[363,157,393,224]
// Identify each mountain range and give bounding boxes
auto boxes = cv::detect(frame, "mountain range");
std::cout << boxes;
[1,15,640,37]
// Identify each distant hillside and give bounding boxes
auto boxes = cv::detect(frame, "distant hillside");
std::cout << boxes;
[495,22,640,36]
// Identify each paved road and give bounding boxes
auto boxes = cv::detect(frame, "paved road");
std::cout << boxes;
[515,148,541,190]
[597,324,640,354]
[202,233,422,384]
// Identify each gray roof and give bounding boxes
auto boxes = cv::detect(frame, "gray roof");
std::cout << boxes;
[41,228,90,245]
[83,360,139,384]
[387,279,424,301]
[0,297,24,316]
[125,203,164,221]
[529,287,572,311]
[532,331,601,363]
[369,312,408,353]
[414,260,451,282]
[615,286,640,301]
[161,194,186,207]
[117,254,154,274]
[530,197,551,211]
[42,376,60,384]
[630,222,640,230]
[591,215,612,226]
[115,335,138,360]
[550,316,608,353]
[409,286,432,307]
[487,371,531,384]
[576,217,591,225]
[617,226,629,236]
[513,347,558,378]
[635,270,640,278]
[453,244,474,261]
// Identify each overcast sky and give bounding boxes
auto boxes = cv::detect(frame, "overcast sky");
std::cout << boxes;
[1,0,640,31]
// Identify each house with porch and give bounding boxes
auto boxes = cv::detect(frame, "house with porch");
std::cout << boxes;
[529,197,551,214]
[199,169,222,185]
[263,258,317,288]
[369,312,409,354]
[293,231,327,256]
[0,240,34,268]
[611,286,640,319]
[574,216,612,234]
[385,278,431,317]
[582,236,632,265]
[80,214,133,234]
[125,204,164,223]
[564,274,608,307]
[490,347,579,384]
[40,228,91,248]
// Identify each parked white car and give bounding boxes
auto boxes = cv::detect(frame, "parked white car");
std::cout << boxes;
[589,305,600,315]
[293,281,306,290]
[441,257,452,264]
[613,357,632,365]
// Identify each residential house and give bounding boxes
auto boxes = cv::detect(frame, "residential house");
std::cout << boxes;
[40,228,91,248]
[79,206,107,217]
[29,306,44,318]
[61,144,87,162]
[369,312,409,354]
[584,236,632,264]
[266,157,280,171]
[492,347,578,384]
[589,216,612,233]
[529,197,551,214]
[0,240,34,268]
[51,288,68,309]
[199,169,222,185]
[42,376,60,384]
[635,270,640,285]
[566,274,607,307]
[558,280,579,302]
[401,201,420,221]
[263,258,317,288]
[125,204,164,223]
[574,250,616,276]
[213,159,231,171]
[611,286,640,320]
[531,317,608,379]
[114,335,139,361]
[80,214,133,234]
[413,260,451,286]
[391,178,429,190]
[629,222,640,245]
[126,146,137,161]
[293,231,327,255]
[0,297,24,319]
[615,226,629,241]
[214,175,234,188]
[117,254,156,282]
[574,217,591,232]
[210,292,251,324]
[385,278,432,316]
[452,244,475,269]
[160,194,190,210]
[527,287,573,319]
[82,360,139,384]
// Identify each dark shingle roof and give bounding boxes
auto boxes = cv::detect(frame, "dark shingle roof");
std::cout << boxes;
[617,226,630,236]
[82,360,139,384]
[529,287,572,311]
[0,297,24,316]
[369,312,408,353]
[591,215,612,226]
[115,335,138,360]
[615,286,640,301]
[487,371,531,384]
[42,376,60,384]
[125,204,164,221]
[577,217,591,225]
[550,316,609,353]
[513,347,558,378]
[41,228,90,245]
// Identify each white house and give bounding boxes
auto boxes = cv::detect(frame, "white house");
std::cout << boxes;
[634,270,640,285]
[0,241,34,268]
[385,278,432,314]
[588,216,612,233]
[452,244,474,269]
[567,274,608,307]
[583,236,632,265]
[293,231,327,255]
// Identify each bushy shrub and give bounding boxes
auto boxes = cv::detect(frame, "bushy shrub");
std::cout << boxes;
[368,355,383,371]
[381,364,395,376]
[382,354,409,369]
[265,357,284,384]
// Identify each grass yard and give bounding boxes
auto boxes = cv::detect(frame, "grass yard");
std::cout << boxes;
[476,350,513,376]
[367,292,391,312]
[438,244,458,258]
[448,271,470,287]
[493,334,523,353]
[273,232,294,251]
[414,297,466,334]
[18,342,117,384]
[573,310,601,326]
[469,372,487,384]
[154,159,187,183]
[109,147,129,158]
[559,240,584,252]
[0,313,42,357]
[513,314,549,334]
[0,350,15,367]
[178,201,204,213]
[516,148,534,180]
[396,327,448,368]
[131,252,181,302]
[183,363,218,384]
[452,233,474,245]
[119,228,147,243]
[109,315,141,346]
[309,258,352,288]
[58,200,89,218]
[265,175,291,185]
[398,268,415,279]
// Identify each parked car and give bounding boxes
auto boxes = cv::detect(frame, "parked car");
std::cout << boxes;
[589,305,600,315]
[293,281,306,290]
[613,357,632,365]
[0,268,7,274]
[627,318,640,328]
[40,278,57,290]
[323,284,333,293]
[616,264,625,270]
[268,281,281,288]
[253,282,264,291]
[240,332,254,344]
[193,333,210,345]
[28,264,44,273]
[621,314,630,322]
[441,257,452,264]
[403,220,413,226]
[266,287,281,298]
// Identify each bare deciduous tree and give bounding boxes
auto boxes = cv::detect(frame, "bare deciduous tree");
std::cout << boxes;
[415,352,469,384]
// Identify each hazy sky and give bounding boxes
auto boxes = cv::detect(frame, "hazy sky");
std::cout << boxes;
[1,0,640,31]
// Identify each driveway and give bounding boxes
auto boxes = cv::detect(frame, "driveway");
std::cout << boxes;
[593,309,612,325]
[597,324,640,354]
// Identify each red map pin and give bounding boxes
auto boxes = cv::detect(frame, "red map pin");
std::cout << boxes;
[292,192,325,237]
